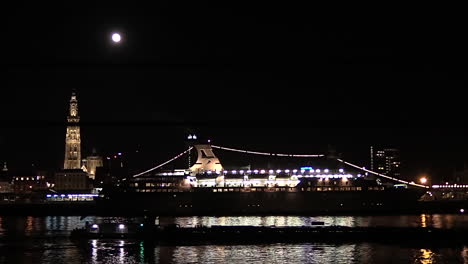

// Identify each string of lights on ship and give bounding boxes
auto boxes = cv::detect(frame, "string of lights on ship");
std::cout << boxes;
[126,145,428,189]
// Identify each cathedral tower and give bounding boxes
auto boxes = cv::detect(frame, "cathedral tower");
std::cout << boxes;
[64,92,82,169]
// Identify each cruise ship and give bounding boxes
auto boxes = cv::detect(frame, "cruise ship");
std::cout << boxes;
[98,144,427,215]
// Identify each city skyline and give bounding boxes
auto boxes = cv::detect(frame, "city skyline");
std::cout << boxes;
[0,89,465,184]
[4,3,468,183]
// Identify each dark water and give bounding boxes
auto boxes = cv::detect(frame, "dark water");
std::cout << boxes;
[1,215,468,263]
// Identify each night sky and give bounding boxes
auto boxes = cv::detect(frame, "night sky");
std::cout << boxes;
[4,3,468,182]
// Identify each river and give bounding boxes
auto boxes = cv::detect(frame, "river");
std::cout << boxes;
[0,214,467,263]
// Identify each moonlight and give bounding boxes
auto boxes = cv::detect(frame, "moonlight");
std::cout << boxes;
[112,33,121,43]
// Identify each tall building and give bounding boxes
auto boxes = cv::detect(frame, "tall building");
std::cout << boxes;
[95,153,127,186]
[0,162,9,181]
[64,92,81,169]
[370,146,401,178]
[0,162,12,194]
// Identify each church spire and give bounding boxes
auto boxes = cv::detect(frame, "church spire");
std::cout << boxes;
[64,91,82,169]
[67,91,80,123]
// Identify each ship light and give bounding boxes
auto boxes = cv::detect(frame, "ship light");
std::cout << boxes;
[118,224,125,229]
[461,209,465,213]
[92,224,98,229]
[140,224,144,227]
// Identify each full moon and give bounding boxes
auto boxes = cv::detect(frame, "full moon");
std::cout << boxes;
[112,33,121,43]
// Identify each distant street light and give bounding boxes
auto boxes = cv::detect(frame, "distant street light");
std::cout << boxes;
[420,177,428,184]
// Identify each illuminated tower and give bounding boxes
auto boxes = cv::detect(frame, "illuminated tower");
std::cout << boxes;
[64,92,82,169]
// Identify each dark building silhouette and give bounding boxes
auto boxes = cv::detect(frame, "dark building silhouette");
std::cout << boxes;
[370,146,401,178]
[95,153,128,186]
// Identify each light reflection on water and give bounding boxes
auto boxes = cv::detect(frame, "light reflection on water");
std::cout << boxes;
[159,214,468,229]
[79,242,468,263]
[165,215,357,227]
[168,244,358,264]
[0,215,468,263]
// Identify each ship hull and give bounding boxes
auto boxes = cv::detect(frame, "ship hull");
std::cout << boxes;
[97,188,426,215]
